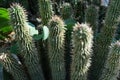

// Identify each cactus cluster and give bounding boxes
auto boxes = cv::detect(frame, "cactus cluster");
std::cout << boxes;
[0,0,120,80]
[90,0,120,79]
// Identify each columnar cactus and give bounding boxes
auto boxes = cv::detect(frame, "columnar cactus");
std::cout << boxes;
[38,0,53,25]
[0,53,29,80]
[38,0,53,79]
[61,2,72,19]
[85,5,98,35]
[71,23,93,80]
[99,41,120,80]
[48,15,66,80]
[9,3,44,80]
[73,1,86,23]
[90,0,120,80]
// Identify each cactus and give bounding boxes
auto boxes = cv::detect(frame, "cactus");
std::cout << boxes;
[9,3,44,80]
[99,41,120,80]
[1,1,120,80]
[38,0,53,25]
[89,0,120,80]
[71,23,93,80]
[73,1,86,23]
[38,0,53,80]
[0,53,29,80]
[61,2,72,19]
[48,15,66,80]
[85,5,98,35]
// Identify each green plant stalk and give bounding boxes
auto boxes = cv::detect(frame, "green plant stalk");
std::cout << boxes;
[61,2,72,19]
[9,3,44,80]
[38,0,53,25]
[48,15,66,80]
[85,5,98,35]
[0,53,29,80]
[90,0,120,80]
[99,41,120,80]
[38,0,53,79]
[71,23,93,80]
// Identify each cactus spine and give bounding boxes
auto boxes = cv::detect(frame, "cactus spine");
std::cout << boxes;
[0,53,29,80]
[99,41,120,80]
[38,0,53,25]
[9,3,44,80]
[85,5,98,35]
[48,15,66,80]
[71,23,93,80]
[90,0,120,80]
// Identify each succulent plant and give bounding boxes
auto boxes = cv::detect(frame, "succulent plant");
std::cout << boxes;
[85,5,98,35]
[99,41,120,80]
[0,0,120,80]
[9,3,44,80]
[90,0,120,79]
[48,15,66,80]
[71,23,93,80]
[0,53,29,80]
[38,0,53,25]
[61,2,72,19]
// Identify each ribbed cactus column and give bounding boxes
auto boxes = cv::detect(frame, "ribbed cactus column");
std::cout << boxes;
[99,41,120,80]
[61,2,72,19]
[85,5,98,35]
[48,15,66,80]
[0,53,29,80]
[38,0,53,25]
[71,23,93,80]
[90,0,120,80]
[9,3,44,80]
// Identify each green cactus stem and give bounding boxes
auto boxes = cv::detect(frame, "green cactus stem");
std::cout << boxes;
[89,0,120,80]
[9,3,44,80]
[38,0,53,25]
[71,23,93,80]
[99,41,120,80]
[85,5,98,35]
[38,0,53,79]
[61,2,72,19]
[0,53,29,80]
[48,15,66,80]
